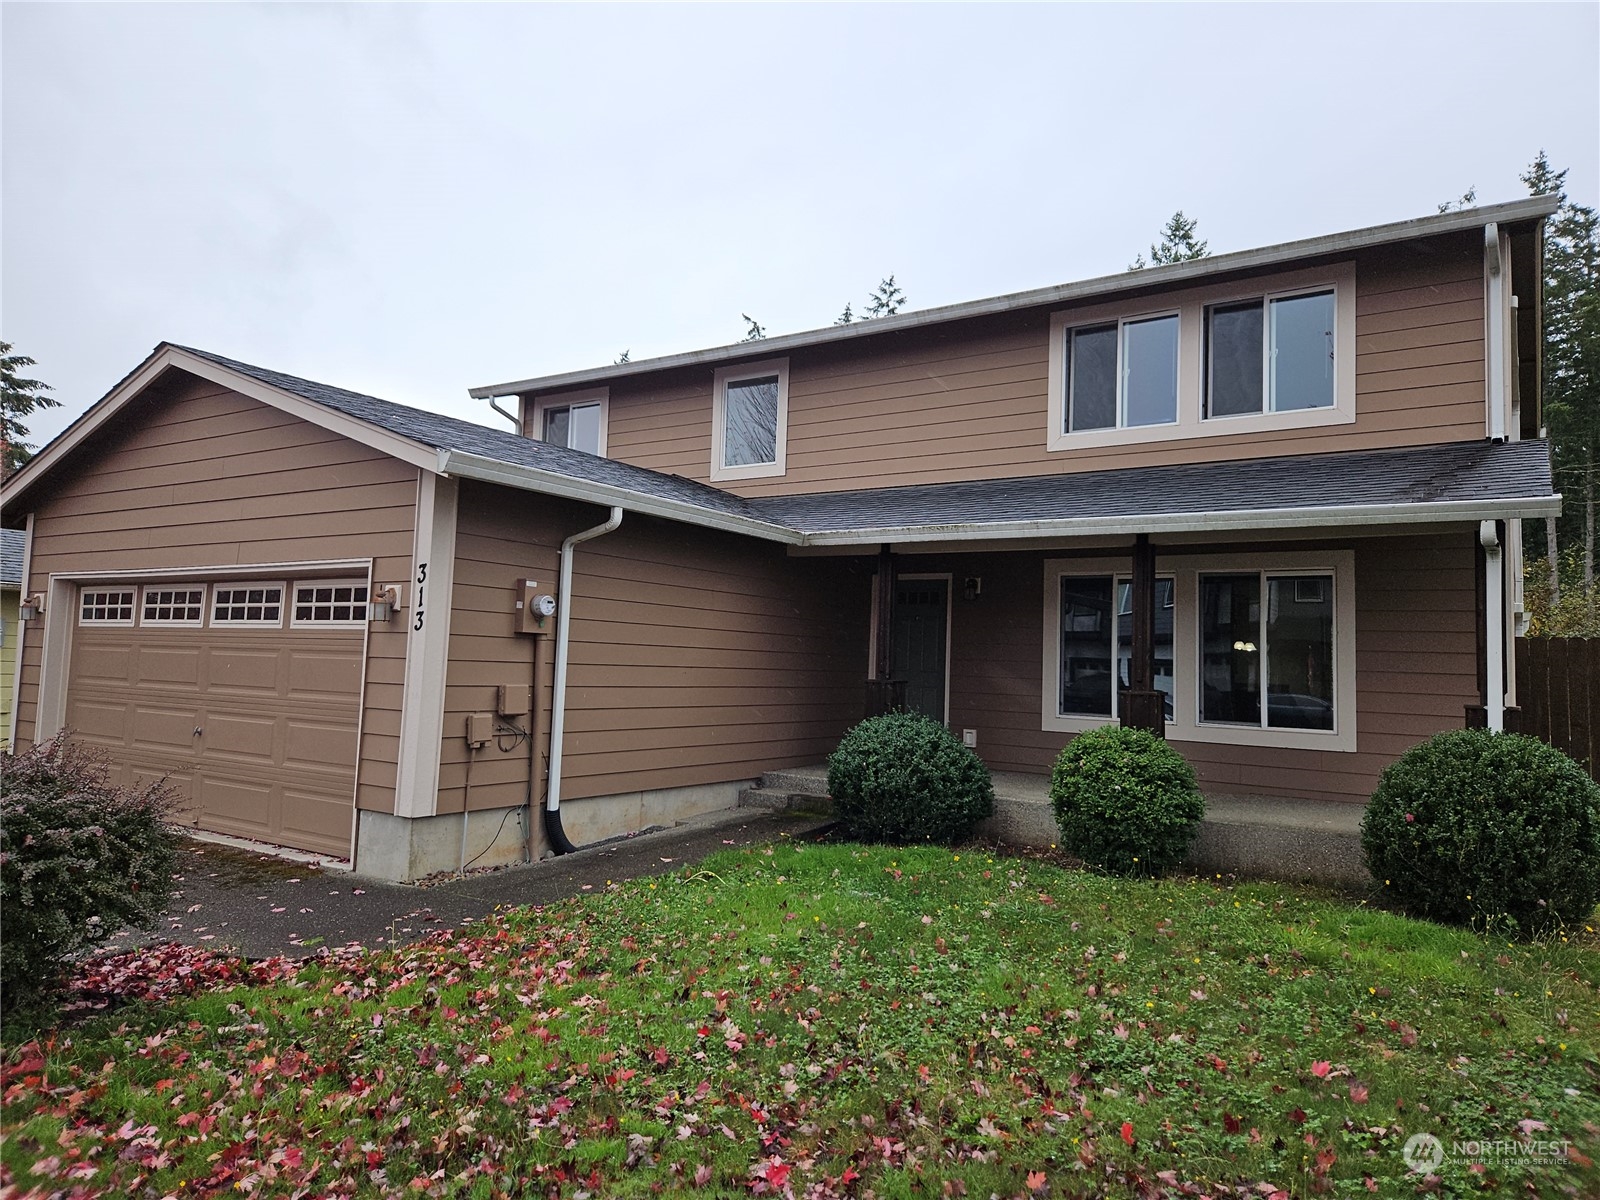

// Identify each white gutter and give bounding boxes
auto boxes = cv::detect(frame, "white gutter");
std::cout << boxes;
[436,449,801,546]
[487,396,521,434]
[469,196,1560,400]
[544,506,624,853]
[1485,223,1507,442]
[792,494,1565,547]
[1480,519,1505,732]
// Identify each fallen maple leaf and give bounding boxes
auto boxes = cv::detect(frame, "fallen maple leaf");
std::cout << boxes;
[1026,1168,1048,1193]
[1120,1121,1135,1147]
[1311,1060,1332,1078]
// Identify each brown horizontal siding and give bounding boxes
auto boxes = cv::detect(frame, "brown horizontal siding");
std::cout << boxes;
[440,482,870,821]
[585,236,1487,496]
[925,531,1478,806]
[11,369,416,817]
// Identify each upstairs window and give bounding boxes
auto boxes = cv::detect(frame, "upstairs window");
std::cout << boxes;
[1206,290,1335,418]
[1065,314,1179,432]
[712,359,788,481]
[532,388,608,456]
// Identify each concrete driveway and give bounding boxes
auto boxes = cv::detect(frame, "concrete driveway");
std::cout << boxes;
[111,808,830,960]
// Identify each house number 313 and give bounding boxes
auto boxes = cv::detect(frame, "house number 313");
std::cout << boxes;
[413,562,427,631]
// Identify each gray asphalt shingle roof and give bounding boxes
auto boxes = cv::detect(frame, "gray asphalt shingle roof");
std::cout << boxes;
[174,346,1555,542]
[0,527,23,588]
[747,439,1555,534]
[175,346,770,525]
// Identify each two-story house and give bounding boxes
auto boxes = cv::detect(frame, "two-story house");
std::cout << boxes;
[0,197,1560,880]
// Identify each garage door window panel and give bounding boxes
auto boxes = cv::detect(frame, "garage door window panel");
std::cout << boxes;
[291,580,369,627]
[212,583,285,627]
[142,586,206,626]
[79,589,136,625]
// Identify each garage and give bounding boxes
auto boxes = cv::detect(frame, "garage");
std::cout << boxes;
[65,576,368,858]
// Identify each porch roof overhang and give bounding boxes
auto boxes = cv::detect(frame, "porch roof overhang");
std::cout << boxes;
[745,439,1559,547]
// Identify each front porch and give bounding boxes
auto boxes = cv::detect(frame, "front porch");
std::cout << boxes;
[739,764,1368,886]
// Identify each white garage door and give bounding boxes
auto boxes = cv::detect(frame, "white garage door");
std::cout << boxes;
[65,579,367,858]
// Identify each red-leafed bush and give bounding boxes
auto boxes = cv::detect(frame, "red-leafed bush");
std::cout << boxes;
[1,735,181,1020]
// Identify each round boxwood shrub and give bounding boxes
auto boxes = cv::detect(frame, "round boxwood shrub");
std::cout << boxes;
[1362,729,1600,935]
[1,735,181,1020]
[826,712,994,844]
[1050,726,1204,876]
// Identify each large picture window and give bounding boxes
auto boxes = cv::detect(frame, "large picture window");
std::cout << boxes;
[1058,574,1175,719]
[1066,314,1179,432]
[711,359,789,481]
[1205,290,1335,418]
[1200,572,1334,731]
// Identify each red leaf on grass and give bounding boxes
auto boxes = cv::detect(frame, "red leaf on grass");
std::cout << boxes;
[1120,1121,1135,1147]
[1310,1061,1332,1078]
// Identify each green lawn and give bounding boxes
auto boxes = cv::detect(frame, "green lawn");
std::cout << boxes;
[3,842,1598,1198]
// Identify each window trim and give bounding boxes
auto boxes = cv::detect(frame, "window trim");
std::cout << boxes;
[1046,263,1356,452]
[139,584,207,628]
[711,358,789,482]
[1041,549,1356,752]
[289,578,371,629]
[529,386,609,457]
[1205,284,1340,420]
[211,581,287,628]
[77,587,137,627]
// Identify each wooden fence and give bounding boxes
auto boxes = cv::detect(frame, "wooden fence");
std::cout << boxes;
[1514,637,1599,780]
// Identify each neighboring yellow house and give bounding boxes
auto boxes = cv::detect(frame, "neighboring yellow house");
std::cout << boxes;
[1,527,22,748]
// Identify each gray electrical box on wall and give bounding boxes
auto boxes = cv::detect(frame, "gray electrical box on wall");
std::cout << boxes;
[497,685,531,717]
[466,713,494,747]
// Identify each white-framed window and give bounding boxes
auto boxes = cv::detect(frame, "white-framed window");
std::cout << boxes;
[1205,288,1336,418]
[212,582,286,627]
[1064,312,1180,433]
[140,585,206,626]
[1058,574,1177,722]
[78,588,136,626]
[1041,550,1356,752]
[711,358,788,482]
[1045,263,1355,452]
[530,387,608,457]
[291,579,369,627]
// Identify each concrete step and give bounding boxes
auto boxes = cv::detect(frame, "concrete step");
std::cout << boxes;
[758,768,831,797]
[738,786,835,815]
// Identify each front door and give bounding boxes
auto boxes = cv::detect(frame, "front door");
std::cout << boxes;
[893,577,949,723]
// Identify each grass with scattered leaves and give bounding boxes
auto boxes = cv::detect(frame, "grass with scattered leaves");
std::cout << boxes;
[2,842,1598,1199]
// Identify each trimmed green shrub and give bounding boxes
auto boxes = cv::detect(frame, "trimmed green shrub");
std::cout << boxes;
[826,712,994,844]
[1362,729,1600,935]
[1,735,181,1019]
[1050,726,1204,876]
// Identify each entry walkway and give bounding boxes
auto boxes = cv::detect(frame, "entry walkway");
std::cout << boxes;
[114,808,830,960]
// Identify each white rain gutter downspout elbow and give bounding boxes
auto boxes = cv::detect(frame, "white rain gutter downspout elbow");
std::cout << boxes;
[488,395,522,435]
[1484,223,1507,443]
[544,505,624,854]
[1480,519,1505,732]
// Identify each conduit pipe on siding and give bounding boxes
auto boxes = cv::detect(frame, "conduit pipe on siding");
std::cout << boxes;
[544,506,624,854]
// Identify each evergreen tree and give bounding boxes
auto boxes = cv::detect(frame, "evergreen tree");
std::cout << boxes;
[1,341,59,477]
[615,349,631,365]
[862,276,906,318]
[1437,186,1478,213]
[834,302,855,326]
[741,314,767,342]
[1523,151,1600,598]
[1130,212,1209,270]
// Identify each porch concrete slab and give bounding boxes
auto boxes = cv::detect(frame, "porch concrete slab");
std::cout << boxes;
[106,808,831,962]
[767,764,1370,886]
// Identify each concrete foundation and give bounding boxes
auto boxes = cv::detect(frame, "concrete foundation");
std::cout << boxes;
[354,779,748,882]
[355,805,533,881]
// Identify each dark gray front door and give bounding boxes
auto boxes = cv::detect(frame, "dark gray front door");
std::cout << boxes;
[893,577,948,722]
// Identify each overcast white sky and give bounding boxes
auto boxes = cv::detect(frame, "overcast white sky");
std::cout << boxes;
[3,2,1597,449]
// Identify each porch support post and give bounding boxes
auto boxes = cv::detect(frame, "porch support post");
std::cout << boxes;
[865,544,905,716]
[1121,533,1166,737]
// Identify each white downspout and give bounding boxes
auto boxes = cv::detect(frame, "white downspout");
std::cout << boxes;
[1480,519,1505,732]
[1485,223,1507,443]
[544,505,624,853]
